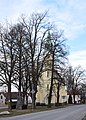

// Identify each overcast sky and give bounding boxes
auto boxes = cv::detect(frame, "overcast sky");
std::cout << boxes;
[0,0,86,69]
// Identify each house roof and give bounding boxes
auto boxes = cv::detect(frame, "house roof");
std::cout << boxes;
[0,92,18,100]
[67,89,81,95]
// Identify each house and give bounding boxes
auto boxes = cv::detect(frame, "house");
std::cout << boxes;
[0,92,18,104]
[0,92,32,106]
[67,89,81,104]
[0,93,6,104]
[36,54,68,105]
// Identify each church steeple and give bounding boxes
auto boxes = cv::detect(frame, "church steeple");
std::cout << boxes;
[45,31,52,51]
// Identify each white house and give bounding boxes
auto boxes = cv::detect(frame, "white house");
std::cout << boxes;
[0,93,6,104]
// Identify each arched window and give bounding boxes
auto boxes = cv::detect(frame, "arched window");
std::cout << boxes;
[1,95,3,99]
[47,71,50,77]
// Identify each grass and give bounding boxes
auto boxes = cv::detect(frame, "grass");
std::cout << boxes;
[0,108,8,112]
[0,104,77,118]
[0,106,56,117]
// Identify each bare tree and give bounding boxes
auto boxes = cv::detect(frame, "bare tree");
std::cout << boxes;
[0,25,17,111]
[53,68,66,105]
[80,83,86,103]
[20,12,52,108]
[21,49,31,108]
[9,24,27,109]
[0,12,69,110]
[45,31,68,107]
[65,66,85,104]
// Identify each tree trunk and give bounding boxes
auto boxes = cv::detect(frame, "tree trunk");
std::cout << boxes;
[31,56,36,109]
[48,50,54,107]
[57,82,60,106]
[31,82,36,109]
[68,95,72,104]
[73,94,76,104]
[8,82,12,111]
[73,89,76,104]
[26,94,28,108]
[22,90,25,105]
[17,36,22,110]
[26,71,28,108]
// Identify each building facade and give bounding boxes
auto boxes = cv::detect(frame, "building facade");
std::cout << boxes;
[0,93,6,104]
[36,54,68,105]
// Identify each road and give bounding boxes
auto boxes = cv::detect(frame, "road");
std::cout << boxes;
[1,104,86,120]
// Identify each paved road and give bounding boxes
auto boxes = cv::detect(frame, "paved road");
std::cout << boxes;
[1,104,86,120]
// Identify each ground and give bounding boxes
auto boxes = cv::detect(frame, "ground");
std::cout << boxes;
[0,104,86,120]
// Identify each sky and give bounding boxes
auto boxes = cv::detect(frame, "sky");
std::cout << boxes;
[0,0,86,69]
